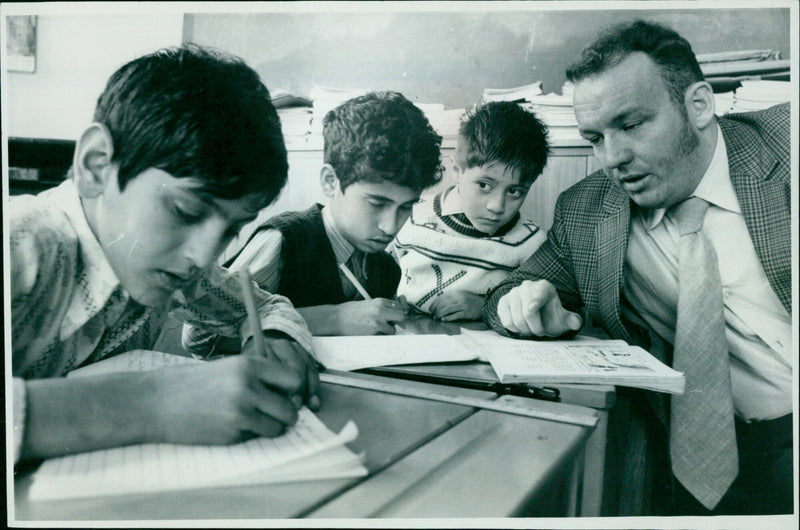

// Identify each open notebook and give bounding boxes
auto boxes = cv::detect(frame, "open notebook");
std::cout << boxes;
[28,350,367,501]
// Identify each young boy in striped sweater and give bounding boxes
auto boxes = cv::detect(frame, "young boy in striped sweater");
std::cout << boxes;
[394,101,549,321]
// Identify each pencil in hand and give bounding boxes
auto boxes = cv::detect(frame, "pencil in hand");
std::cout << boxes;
[237,269,266,356]
[338,262,371,300]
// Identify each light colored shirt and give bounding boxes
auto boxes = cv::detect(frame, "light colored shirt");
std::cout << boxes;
[182,205,362,355]
[623,126,792,421]
[9,180,313,462]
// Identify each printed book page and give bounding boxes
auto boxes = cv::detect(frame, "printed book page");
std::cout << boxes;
[459,329,685,394]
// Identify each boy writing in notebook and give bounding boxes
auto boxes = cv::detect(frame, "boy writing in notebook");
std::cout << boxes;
[393,101,549,321]
[182,91,443,354]
[9,45,319,463]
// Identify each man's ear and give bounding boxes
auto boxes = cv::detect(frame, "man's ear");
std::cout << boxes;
[320,164,340,198]
[684,81,716,130]
[73,123,116,199]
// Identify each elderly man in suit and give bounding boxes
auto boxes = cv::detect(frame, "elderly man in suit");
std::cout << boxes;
[484,19,792,516]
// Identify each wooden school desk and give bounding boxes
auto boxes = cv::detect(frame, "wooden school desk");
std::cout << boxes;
[12,368,598,521]
[363,316,616,517]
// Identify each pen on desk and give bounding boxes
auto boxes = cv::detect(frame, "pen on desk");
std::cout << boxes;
[338,262,372,300]
[237,269,266,356]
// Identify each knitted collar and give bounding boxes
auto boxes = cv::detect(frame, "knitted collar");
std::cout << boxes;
[433,189,520,239]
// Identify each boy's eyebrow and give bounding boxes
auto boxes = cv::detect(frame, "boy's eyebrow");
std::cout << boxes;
[363,192,395,202]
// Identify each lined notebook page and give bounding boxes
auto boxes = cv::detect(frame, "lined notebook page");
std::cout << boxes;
[29,350,367,500]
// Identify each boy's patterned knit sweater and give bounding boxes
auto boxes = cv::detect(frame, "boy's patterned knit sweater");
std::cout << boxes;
[394,186,546,315]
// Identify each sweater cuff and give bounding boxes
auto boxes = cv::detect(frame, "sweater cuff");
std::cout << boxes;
[12,377,27,464]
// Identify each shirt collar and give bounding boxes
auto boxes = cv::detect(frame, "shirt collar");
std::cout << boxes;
[639,123,740,231]
[321,205,355,263]
[53,179,127,340]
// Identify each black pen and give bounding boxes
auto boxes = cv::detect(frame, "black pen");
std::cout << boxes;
[358,368,561,402]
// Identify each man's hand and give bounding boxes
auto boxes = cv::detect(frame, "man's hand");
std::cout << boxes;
[242,333,321,411]
[496,279,582,337]
[428,291,484,322]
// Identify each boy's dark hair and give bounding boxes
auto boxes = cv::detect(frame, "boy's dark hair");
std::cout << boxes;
[322,91,443,192]
[93,44,288,203]
[455,101,550,185]
[566,19,704,109]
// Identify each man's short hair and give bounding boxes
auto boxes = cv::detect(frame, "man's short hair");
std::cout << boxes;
[455,101,550,186]
[93,44,288,203]
[566,19,704,108]
[322,91,443,192]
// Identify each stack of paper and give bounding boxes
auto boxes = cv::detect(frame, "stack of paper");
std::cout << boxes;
[482,81,586,143]
[483,82,543,102]
[730,80,791,113]
[714,91,736,116]
[278,107,314,150]
[417,103,465,147]
[308,84,372,149]
[460,329,685,395]
[523,82,584,143]
[28,350,367,501]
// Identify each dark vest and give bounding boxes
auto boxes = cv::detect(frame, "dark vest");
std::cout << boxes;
[229,204,400,307]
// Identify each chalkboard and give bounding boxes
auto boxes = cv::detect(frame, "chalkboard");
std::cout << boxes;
[184,7,790,109]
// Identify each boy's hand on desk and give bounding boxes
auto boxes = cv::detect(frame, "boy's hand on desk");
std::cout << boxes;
[242,332,321,411]
[151,355,303,444]
[496,279,582,337]
[338,298,407,335]
[429,291,484,322]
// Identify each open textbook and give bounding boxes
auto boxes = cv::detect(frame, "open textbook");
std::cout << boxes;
[461,329,685,395]
[28,350,367,501]
[313,328,684,395]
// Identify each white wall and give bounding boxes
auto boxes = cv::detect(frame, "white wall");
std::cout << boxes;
[5,13,184,140]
